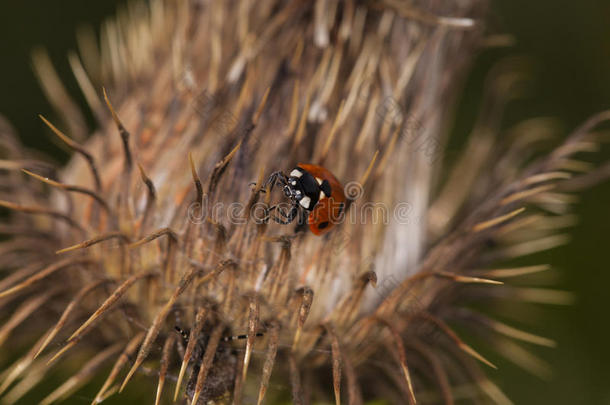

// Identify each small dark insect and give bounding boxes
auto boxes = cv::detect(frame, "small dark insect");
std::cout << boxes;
[174,325,264,404]
[259,163,346,235]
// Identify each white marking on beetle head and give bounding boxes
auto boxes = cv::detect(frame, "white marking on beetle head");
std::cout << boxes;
[315,177,323,185]
[299,196,312,209]
[319,190,327,200]
[290,180,297,186]
[290,169,303,178]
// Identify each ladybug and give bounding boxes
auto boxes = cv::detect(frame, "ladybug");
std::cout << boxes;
[261,164,346,235]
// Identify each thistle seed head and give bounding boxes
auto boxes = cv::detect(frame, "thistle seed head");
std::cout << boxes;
[0,1,608,404]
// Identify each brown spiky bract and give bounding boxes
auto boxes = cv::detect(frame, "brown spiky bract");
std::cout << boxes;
[0,0,609,404]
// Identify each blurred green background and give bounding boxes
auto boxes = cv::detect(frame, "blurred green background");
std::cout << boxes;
[0,1,609,404]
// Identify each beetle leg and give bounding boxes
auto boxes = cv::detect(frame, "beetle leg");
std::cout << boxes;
[265,204,292,223]
[174,325,189,342]
[268,204,291,219]
[222,332,264,342]
[276,206,291,219]
[295,209,309,233]
[263,171,287,193]
[273,205,298,224]
[250,171,285,193]
[262,205,277,222]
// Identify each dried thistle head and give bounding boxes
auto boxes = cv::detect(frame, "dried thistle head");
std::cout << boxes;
[0,1,608,404]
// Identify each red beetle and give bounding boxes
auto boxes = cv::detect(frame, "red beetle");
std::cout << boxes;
[262,164,346,235]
